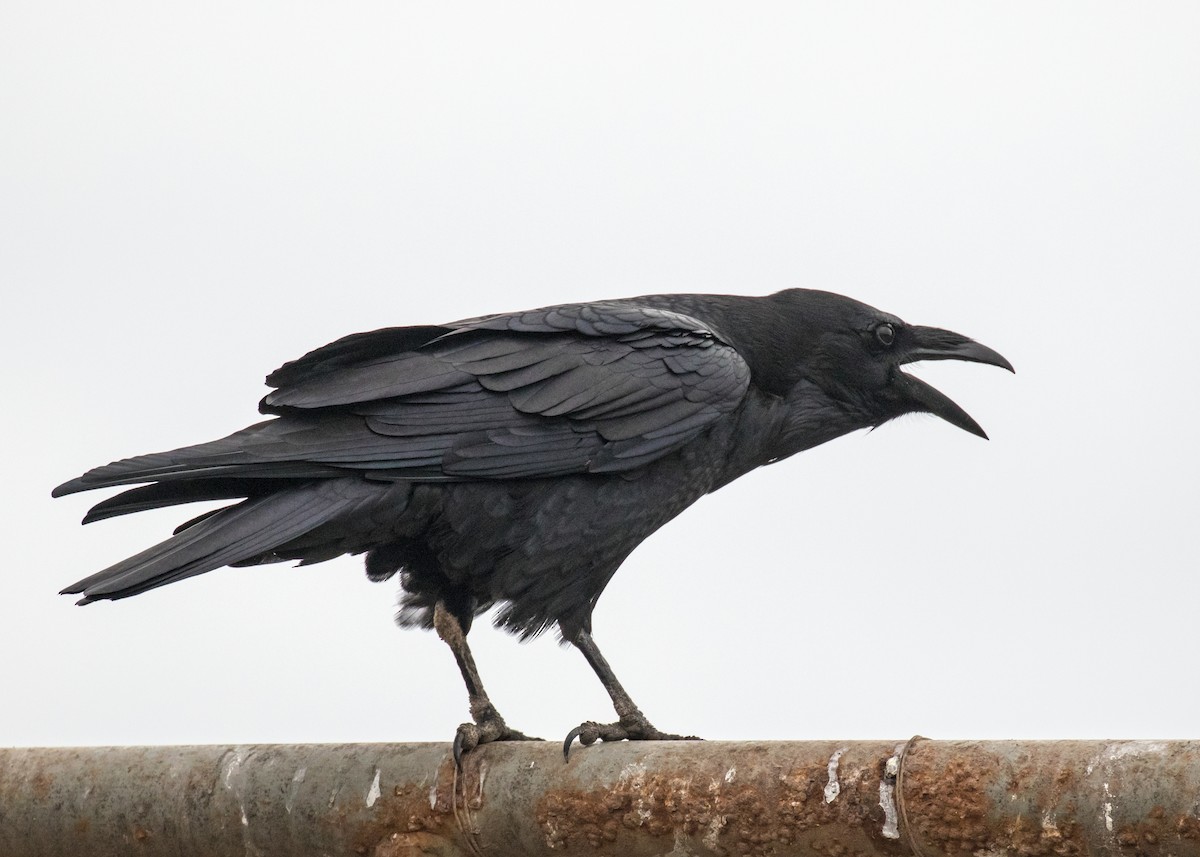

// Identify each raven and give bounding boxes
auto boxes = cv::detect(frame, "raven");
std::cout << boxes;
[55,289,1011,759]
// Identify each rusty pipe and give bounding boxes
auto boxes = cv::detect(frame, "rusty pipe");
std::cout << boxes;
[0,740,1197,857]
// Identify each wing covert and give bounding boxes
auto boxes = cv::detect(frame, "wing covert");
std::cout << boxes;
[257,301,752,479]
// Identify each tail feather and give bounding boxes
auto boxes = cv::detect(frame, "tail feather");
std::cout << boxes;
[51,420,347,499]
[61,483,360,603]
[80,479,272,525]
[52,423,268,497]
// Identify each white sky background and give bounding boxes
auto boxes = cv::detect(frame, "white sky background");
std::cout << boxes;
[2,3,1198,748]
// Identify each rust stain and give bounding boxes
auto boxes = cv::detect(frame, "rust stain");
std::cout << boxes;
[1110,811,1200,856]
[30,770,53,802]
[902,743,1103,857]
[535,750,902,856]
[900,742,1200,857]
[902,747,994,856]
[1179,813,1200,840]
[371,831,456,857]
[999,812,1087,857]
[3,742,1197,857]
[900,743,1097,857]
[537,771,766,851]
[343,757,461,857]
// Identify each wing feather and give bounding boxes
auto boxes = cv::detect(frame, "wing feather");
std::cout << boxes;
[60,299,753,501]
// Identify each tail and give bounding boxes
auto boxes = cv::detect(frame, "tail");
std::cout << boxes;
[60,482,363,604]
[51,419,348,503]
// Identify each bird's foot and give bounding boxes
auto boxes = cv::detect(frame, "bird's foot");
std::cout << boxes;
[452,705,541,768]
[562,712,700,760]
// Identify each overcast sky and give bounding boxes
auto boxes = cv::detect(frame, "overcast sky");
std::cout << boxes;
[3,2,1198,749]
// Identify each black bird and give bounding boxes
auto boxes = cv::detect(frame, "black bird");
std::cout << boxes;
[55,289,1011,759]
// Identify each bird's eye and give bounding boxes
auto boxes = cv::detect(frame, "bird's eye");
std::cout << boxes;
[875,323,895,347]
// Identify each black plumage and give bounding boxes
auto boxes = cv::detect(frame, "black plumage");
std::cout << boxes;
[55,289,1011,758]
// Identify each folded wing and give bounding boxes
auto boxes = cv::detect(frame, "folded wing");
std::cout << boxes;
[55,301,753,508]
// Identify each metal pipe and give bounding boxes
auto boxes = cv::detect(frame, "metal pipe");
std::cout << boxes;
[1,740,1197,857]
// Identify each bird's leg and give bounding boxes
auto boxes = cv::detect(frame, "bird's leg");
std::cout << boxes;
[563,628,699,759]
[432,601,539,766]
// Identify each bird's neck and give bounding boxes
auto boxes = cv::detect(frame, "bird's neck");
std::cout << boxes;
[707,382,875,491]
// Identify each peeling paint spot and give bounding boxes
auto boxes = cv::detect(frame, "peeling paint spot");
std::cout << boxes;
[219,748,250,830]
[429,765,442,804]
[475,759,488,808]
[879,746,902,839]
[885,750,901,780]
[1107,741,1166,760]
[824,748,846,804]
[619,762,647,787]
[1103,782,1115,832]
[220,750,243,790]
[724,766,736,784]
[285,767,306,814]
[879,780,900,839]
[366,768,382,808]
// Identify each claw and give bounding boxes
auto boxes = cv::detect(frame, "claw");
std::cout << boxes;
[452,722,480,770]
[562,725,583,761]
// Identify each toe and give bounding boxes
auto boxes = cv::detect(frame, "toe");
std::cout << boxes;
[563,721,624,760]
[563,716,700,759]
[455,717,542,765]
[453,722,480,768]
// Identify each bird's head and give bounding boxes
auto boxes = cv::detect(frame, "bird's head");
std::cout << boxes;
[767,289,1013,447]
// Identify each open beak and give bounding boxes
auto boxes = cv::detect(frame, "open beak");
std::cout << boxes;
[895,326,1013,439]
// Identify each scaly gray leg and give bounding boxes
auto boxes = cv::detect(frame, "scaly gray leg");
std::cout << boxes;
[432,601,539,766]
[563,627,699,759]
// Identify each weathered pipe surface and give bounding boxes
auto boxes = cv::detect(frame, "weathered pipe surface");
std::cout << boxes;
[0,740,1197,857]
